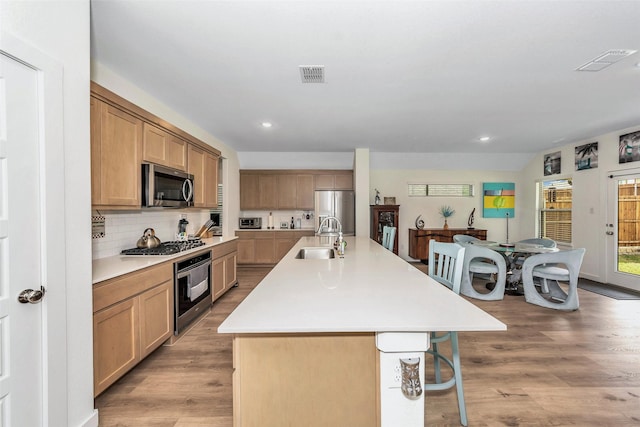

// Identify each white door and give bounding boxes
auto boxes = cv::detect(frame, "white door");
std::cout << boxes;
[606,169,640,291]
[0,36,66,424]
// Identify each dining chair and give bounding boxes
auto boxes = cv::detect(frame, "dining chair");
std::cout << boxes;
[452,234,480,244]
[425,239,468,426]
[514,238,559,291]
[381,226,396,252]
[459,243,507,300]
[521,248,586,310]
[517,238,557,248]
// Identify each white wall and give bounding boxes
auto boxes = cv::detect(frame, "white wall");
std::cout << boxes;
[370,168,521,260]
[354,148,370,237]
[1,1,96,426]
[520,124,640,283]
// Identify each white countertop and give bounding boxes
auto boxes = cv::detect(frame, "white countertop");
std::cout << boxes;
[218,236,506,334]
[92,236,238,284]
[235,228,315,232]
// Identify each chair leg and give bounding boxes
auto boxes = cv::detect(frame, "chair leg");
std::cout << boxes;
[450,332,468,426]
[431,332,442,383]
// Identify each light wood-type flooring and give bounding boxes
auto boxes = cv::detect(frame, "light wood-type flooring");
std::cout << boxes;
[95,265,640,426]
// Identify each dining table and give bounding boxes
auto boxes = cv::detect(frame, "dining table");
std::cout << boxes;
[469,240,559,295]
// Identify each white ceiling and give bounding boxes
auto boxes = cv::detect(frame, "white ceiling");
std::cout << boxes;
[90,0,640,155]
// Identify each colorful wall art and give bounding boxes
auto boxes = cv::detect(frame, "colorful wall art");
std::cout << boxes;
[483,182,515,218]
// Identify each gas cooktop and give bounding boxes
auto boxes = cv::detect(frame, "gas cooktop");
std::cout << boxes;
[121,239,206,256]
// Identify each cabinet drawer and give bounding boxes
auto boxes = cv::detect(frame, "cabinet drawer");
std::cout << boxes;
[93,263,173,313]
[212,240,238,259]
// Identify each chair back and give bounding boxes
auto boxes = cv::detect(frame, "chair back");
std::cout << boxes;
[517,238,556,248]
[382,226,396,251]
[428,239,465,294]
[453,234,480,244]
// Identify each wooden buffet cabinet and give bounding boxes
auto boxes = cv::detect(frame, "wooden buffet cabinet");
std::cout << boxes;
[370,205,400,254]
[90,82,220,209]
[408,228,487,262]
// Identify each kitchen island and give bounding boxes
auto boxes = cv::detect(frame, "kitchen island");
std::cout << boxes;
[218,236,506,426]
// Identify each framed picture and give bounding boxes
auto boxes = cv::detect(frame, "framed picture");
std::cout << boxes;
[384,197,396,205]
[483,182,515,218]
[619,130,640,164]
[543,151,561,176]
[575,142,598,170]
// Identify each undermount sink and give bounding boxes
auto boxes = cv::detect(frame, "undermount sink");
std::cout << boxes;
[295,247,336,259]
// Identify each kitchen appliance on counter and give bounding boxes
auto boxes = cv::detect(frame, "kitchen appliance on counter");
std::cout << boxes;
[315,190,355,235]
[120,238,205,255]
[174,250,211,334]
[142,163,194,208]
[239,217,262,229]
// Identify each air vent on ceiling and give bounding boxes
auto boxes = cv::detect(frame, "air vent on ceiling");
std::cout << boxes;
[576,49,638,72]
[299,65,325,83]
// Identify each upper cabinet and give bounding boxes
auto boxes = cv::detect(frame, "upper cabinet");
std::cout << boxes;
[188,145,219,208]
[91,97,142,208]
[91,82,221,209]
[240,170,351,211]
[142,123,188,171]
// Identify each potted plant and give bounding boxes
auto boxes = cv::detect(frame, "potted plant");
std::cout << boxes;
[439,205,455,229]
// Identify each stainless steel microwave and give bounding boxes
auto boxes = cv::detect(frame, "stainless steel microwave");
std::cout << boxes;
[142,163,194,208]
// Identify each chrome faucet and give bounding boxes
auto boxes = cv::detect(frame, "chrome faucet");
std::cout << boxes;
[317,216,345,255]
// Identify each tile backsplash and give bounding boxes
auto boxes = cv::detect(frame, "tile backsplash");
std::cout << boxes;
[239,210,316,230]
[92,209,211,259]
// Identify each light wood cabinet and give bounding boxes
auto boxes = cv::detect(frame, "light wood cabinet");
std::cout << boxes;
[93,263,173,396]
[91,98,142,208]
[212,240,238,301]
[236,230,314,265]
[91,82,221,210]
[314,172,353,190]
[142,122,188,171]
[188,145,219,208]
[240,170,351,210]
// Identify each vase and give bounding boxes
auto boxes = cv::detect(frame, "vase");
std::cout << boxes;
[443,219,449,230]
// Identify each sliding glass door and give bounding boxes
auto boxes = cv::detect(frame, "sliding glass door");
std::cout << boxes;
[606,170,640,291]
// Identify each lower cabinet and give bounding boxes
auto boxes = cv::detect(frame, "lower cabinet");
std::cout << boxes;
[236,230,314,265]
[212,240,238,301]
[93,263,173,397]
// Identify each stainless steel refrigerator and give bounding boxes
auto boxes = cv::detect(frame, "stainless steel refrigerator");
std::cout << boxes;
[314,190,355,235]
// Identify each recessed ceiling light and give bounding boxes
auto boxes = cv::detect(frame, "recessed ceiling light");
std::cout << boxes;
[261,122,273,128]
[479,136,491,142]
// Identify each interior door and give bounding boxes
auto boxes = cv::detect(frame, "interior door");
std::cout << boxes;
[606,170,640,291]
[0,51,44,425]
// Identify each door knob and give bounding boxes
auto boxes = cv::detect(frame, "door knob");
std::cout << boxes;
[605,231,614,235]
[18,286,45,304]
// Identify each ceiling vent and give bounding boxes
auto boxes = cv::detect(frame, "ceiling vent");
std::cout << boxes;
[299,65,325,83]
[576,49,637,72]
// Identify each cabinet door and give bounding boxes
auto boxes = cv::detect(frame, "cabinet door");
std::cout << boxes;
[334,173,353,190]
[204,151,219,208]
[93,298,140,396]
[188,145,205,207]
[259,175,278,209]
[225,253,237,289]
[138,281,173,358]
[275,238,297,261]
[237,239,255,264]
[296,175,314,209]
[315,174,335,190]
[92,100,142,207]
[240,173,260,210]
[278,175,297,209]
[255,237,275,264]
[212,256,226,300]
[142,123,187,171]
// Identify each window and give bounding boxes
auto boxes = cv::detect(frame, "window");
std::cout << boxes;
[408,183,474,197]
[538,178,572,244]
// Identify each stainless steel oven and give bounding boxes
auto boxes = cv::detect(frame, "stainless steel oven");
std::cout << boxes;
[174,251,211,334]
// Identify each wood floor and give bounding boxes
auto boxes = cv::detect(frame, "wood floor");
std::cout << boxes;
[95,265,640,426]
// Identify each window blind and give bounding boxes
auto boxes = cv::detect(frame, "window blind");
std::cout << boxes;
[408,184,474,197]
